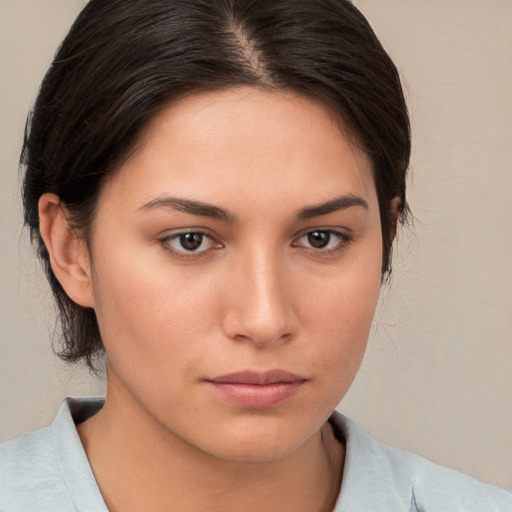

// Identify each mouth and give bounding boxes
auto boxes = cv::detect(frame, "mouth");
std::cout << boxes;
[205,370,307,409]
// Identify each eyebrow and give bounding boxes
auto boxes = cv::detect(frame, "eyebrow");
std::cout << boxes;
[296,194,369,220]
[139,193,368,222]
[139,196,237,222]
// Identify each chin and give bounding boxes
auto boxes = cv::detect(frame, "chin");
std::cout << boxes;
[194,415,321,464]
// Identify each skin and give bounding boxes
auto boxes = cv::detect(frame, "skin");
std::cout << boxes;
[39,87,388,511]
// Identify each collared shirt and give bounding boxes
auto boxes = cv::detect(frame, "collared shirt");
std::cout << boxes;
[1,398,511,511]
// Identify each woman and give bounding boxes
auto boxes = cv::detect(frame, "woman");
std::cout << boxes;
[1,0,511,510]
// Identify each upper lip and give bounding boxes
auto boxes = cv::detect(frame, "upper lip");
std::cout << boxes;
[207,370,306,385]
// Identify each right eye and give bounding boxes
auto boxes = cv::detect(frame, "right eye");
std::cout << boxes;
[161,231,222,257]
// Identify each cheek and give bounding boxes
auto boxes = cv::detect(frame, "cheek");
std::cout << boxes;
[89,240,221,375]
[90,261,226,422]
[298,241,382,382]
[314,280,378,364]
[90,216,382,395]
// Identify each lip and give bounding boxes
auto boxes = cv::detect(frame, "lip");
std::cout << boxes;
[205,370,307,409]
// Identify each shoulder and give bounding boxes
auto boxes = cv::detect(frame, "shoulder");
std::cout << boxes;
[0,398,106,512]
[330,412,512,512]
[0,424,75,511]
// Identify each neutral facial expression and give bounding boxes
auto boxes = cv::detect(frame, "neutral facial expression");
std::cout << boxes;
[85,87,383,462]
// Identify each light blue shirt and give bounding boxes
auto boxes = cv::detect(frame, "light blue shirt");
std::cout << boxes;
[1,398,511,511]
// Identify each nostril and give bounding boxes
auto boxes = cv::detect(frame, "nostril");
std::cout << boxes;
[221,304,296,347]
[220,258,298,345]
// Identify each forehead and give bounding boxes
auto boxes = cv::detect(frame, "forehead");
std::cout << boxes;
[102,86,376,212]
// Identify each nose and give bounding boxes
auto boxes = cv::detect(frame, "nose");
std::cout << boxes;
[221,249,298,347]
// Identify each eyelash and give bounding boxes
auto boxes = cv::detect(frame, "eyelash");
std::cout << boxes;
[292,229,353,256]
[160,230,222,259]
[159,228,353,260]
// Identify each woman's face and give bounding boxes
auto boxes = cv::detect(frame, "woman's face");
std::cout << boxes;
[85,87,383,461]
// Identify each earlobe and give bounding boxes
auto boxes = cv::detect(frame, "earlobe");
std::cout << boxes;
[38,193,95,308]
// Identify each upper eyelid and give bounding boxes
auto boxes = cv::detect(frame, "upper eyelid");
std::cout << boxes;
[297,229,348,240]
[164,230,219,244]
[158,228,352,262]
[292,226,352,240]
[158,226,352,245]
[291,228,353,250]
[160,227,218,239]
[160,231,221,258]
[159,227,350,240]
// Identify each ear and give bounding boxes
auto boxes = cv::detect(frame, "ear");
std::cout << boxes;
[38,193,95,308]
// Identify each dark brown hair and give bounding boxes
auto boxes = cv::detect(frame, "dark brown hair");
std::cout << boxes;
[22,0,411,370]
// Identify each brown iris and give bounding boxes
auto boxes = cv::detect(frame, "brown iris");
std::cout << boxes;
[179,233,203,251]
[307,231,331,249]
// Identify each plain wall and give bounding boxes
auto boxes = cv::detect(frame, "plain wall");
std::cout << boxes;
[1,0,511,489]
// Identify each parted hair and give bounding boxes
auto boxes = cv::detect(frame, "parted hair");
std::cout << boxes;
[21,0,411,370]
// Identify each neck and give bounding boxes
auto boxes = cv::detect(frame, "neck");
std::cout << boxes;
[77,378,344,512]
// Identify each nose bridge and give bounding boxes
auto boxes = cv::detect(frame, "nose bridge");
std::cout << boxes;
[223,244,295,345]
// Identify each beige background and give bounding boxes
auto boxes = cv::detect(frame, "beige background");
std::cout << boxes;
[1,0,511,490]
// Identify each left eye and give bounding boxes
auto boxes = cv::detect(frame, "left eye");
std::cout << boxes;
[164,232,216,253]
[296,230,347,251]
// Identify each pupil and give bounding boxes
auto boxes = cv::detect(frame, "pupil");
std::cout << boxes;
[308,231,330,249]
[180,233,203,251]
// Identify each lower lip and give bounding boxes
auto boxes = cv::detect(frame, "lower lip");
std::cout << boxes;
[206,381,304,409]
